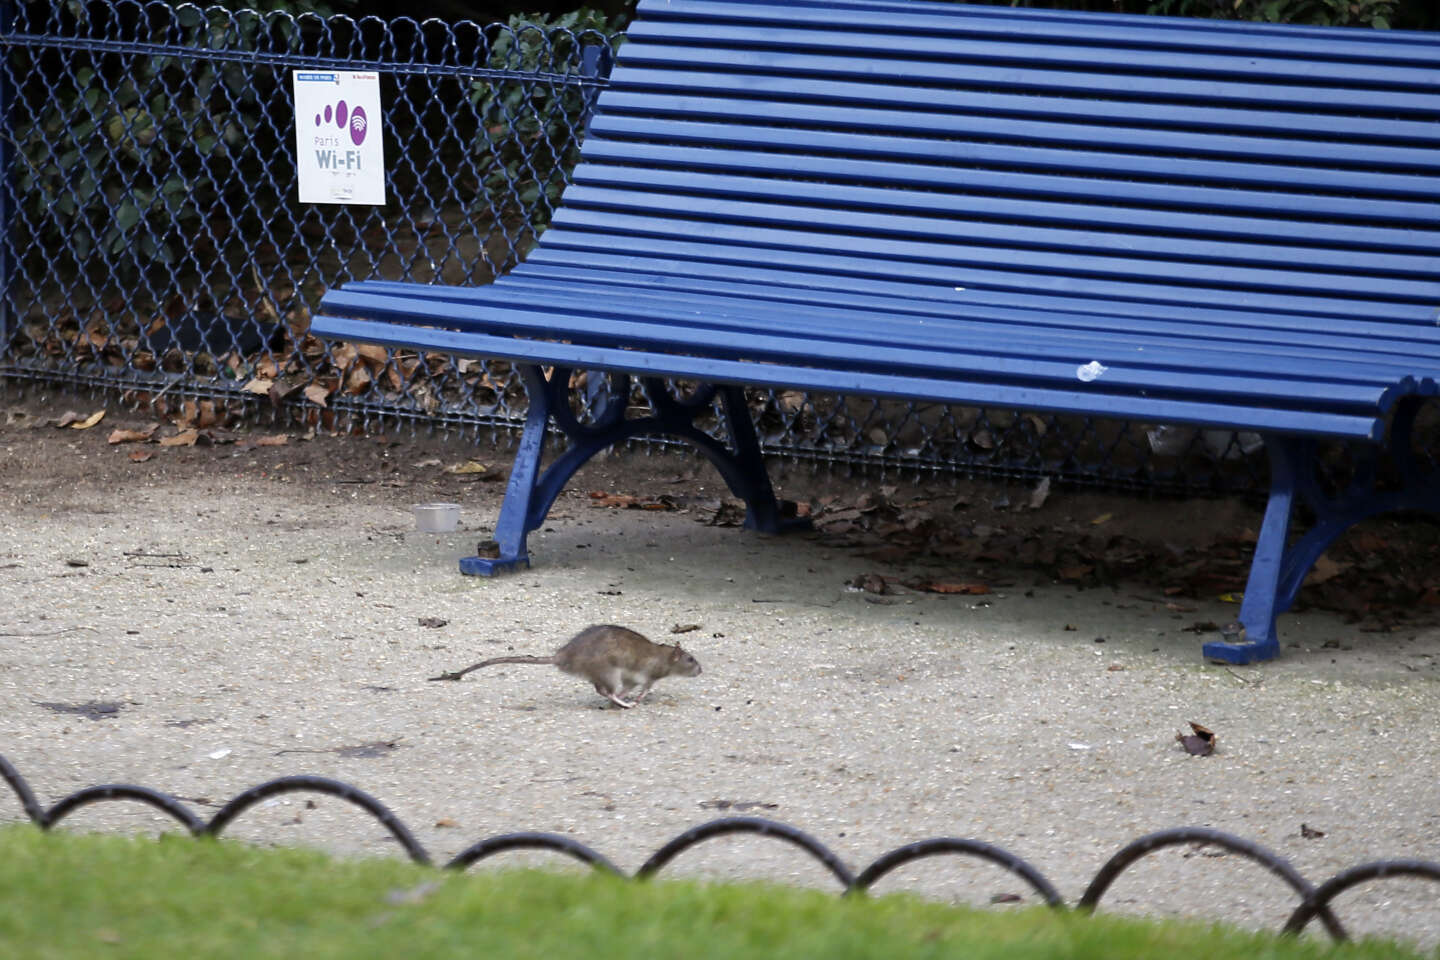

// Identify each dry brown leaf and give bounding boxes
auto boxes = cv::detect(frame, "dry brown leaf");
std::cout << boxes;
[358,344,389,369]
[128,450,154,463]
[589,491,641,508]
[194,401,219,429]
[346,364,373,394]
[52,410,83,428]
[849,572,890,595]
[1090,512,1113,526]
[1303,554,1349,586]
[159,428,200,448]
[242,378,275,395]
[303,383,330,407]
[69,409,106,430]
[1176,721,1216,757]
[253,434,289,447]
[446,460,490,476]
[107,425,158,445]
[329,342,358,370]
[913,580,991,595]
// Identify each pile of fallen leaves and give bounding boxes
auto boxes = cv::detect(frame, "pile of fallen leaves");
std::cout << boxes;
[799,484,1440,634]
[49,403,290,460]
[583,478,1440,636]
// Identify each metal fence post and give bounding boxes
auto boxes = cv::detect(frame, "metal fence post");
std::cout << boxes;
[0,0,12,364]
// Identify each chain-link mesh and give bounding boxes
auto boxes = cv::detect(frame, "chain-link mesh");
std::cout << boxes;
[1,1,1411,495]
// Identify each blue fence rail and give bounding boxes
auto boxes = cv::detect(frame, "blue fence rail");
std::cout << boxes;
[0,1,1423,493]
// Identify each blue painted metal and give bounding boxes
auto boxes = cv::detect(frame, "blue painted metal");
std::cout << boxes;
[1205,400,1440,664]
[306,313,1391,442]
[458,364,807,575]
[311,0,1440,661]
[0,0,11,358]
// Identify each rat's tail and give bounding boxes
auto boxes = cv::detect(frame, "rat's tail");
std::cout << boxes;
[472,655,554,668]
[427,655,554,681]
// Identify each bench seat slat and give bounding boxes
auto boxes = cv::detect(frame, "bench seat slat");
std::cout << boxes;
[309,314,1385,443]
[357,275,1437,385]
[550,208,1440,303]
[322,286,1408,410]
[580,141,1440,228]
[574,166,1440,257]
[496,266,1440,365]
[536,228,1436,324]
[588,115,1440,204]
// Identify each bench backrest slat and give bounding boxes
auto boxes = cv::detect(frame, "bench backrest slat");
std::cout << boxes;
[579,140,1440,227]
[556,0,1440,326]
[648,0,1440,62]
[535,228,1431,324]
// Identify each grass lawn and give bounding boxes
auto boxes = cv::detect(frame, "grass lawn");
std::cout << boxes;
[0,824,1427,959]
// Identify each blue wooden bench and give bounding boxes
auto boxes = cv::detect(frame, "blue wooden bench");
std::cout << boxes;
[311,0,1440,665]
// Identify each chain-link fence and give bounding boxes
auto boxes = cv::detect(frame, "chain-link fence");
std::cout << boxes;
[2,1,1420,494]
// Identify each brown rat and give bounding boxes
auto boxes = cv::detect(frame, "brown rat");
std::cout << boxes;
[427,624,701,708]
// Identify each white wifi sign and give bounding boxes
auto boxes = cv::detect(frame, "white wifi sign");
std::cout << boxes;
[293,70,387,206]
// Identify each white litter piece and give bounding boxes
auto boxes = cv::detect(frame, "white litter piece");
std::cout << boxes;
[413,502,460,532]
[1075,360,1108,382]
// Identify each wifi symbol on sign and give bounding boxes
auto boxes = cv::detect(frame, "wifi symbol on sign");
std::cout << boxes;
[316,100,370,147]
[348,107,368,146]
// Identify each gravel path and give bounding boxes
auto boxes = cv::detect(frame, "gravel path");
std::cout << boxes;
[1,402,1438,948]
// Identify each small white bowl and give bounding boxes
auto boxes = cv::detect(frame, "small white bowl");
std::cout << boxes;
[413,502,460,532]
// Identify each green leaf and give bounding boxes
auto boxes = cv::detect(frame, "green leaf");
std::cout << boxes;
[114,199,140,233]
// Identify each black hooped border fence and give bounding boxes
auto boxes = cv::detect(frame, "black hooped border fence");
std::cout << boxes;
[3,751,1436,942]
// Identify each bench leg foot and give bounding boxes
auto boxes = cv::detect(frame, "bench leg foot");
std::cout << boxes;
[459,555,530,577]
[1206,407,1439,663]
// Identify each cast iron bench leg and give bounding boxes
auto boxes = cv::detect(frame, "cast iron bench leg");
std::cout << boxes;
[459,366,809,576]
[1205,403,1438,664]
[459,364,557,575]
